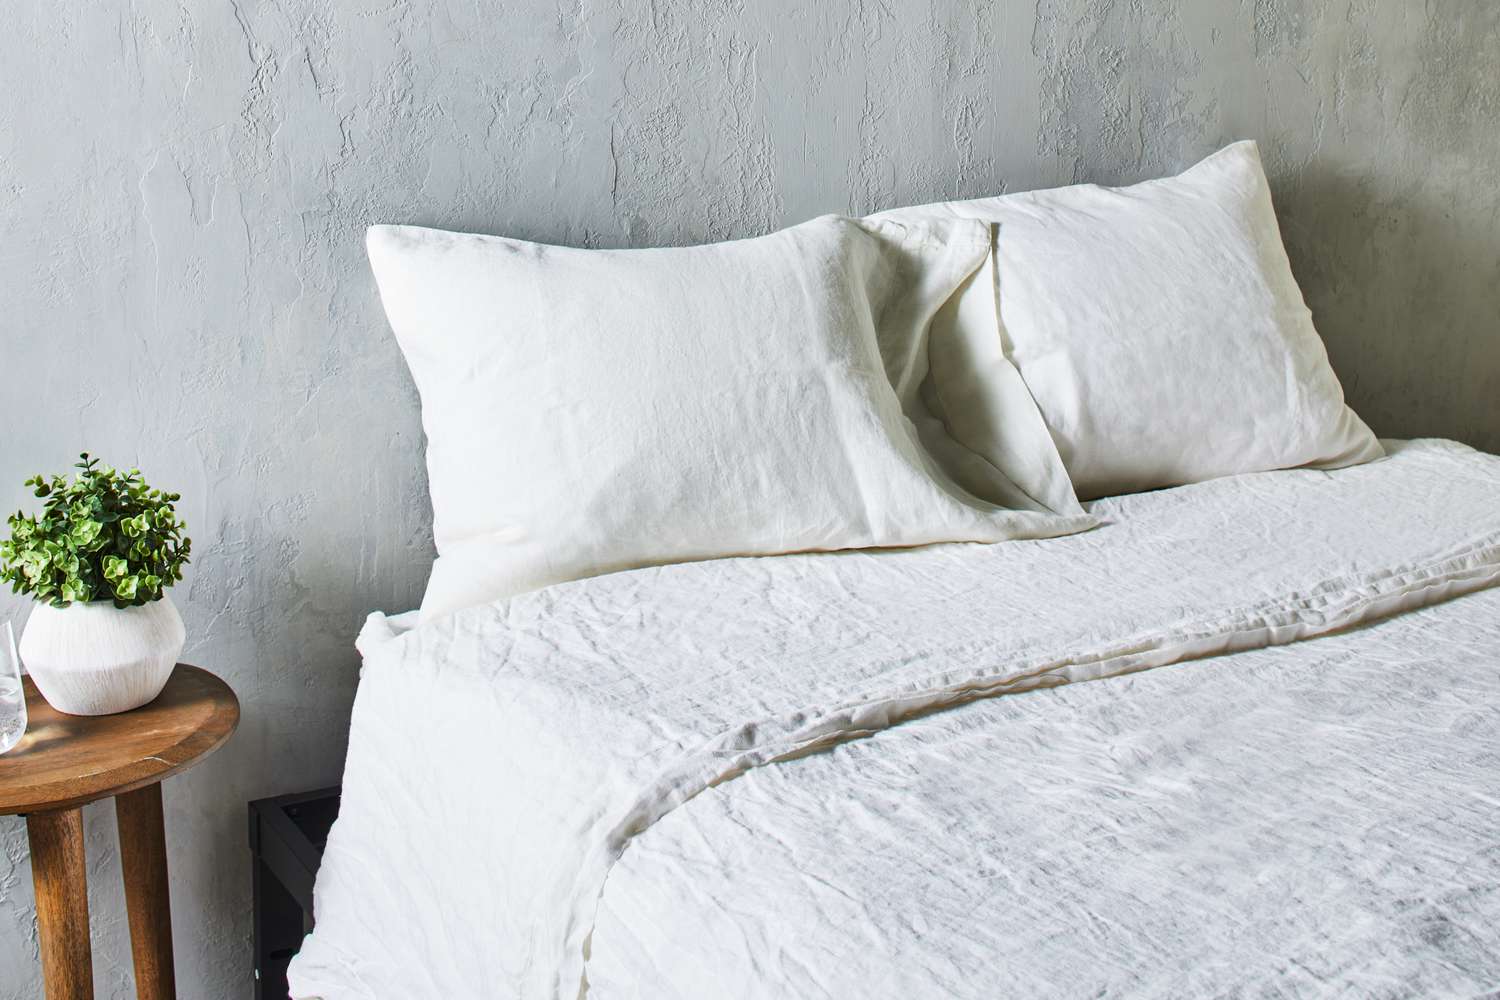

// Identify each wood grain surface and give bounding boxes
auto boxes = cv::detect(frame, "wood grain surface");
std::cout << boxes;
[26,807,94,999]
[0,664,239,814]
[116,782,177,1000]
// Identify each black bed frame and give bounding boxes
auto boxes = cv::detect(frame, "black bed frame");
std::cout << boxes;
[248,787,341,1000]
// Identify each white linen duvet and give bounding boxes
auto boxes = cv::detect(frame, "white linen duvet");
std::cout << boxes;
[289,440,1500,1000]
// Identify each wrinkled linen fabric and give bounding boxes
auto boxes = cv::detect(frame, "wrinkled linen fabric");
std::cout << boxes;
[874,141,1384,499]
[874,241,1086,517]
[367,216,1095,622]
[287,440,1500,1000]
[591,582,1500,999]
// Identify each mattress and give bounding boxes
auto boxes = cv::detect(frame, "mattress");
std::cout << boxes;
[288,439,1500,1000]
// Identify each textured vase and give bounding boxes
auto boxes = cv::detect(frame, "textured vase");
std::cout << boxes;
[19,596,186,716]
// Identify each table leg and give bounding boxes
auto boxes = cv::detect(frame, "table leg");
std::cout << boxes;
[116,782,176,1000]
[26,807,94,1000]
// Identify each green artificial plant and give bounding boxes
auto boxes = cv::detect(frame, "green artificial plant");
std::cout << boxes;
[1,454,191,608]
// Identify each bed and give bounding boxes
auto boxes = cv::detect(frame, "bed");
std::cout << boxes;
[287,439,1500,998]
[288,141,1498,997]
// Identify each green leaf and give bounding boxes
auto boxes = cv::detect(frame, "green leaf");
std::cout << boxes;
[70,518,102,547]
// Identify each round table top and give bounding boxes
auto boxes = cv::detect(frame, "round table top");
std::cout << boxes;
[0,664,238,815]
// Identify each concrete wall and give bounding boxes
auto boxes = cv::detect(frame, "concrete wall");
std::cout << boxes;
[1,1,1495,995]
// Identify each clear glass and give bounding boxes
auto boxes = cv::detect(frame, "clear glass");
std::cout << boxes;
[0,620,26,754]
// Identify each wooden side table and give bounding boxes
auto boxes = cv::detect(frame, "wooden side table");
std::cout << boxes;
[0,664,239,1000]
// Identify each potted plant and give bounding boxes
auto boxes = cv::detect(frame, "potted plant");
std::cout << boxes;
[1,454,191,715]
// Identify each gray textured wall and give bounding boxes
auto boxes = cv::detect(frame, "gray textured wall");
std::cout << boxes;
[0,1,1496,996]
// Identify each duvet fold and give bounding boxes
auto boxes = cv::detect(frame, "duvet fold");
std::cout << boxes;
[288,440,1500,1000]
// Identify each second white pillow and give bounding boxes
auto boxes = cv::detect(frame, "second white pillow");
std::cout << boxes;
[877,141,1383,499]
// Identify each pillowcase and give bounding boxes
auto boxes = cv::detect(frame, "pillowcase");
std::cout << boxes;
[877,248,1087,517]
[367,215,1098,619]
[875,141,1383,499]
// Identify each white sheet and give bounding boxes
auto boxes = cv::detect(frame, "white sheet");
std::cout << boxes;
[288,439,1500,1000]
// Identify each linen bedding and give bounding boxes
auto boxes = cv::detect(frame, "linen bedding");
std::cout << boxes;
[288,440,1500,999]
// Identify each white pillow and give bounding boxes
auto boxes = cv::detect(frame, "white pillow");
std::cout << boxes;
[875,141,1383,499]
[367,216,1098,619]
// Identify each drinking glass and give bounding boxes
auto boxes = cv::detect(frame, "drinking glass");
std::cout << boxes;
[0,621,26,754]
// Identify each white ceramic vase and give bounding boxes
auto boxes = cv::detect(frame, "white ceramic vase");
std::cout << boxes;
[19,596,185,716]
